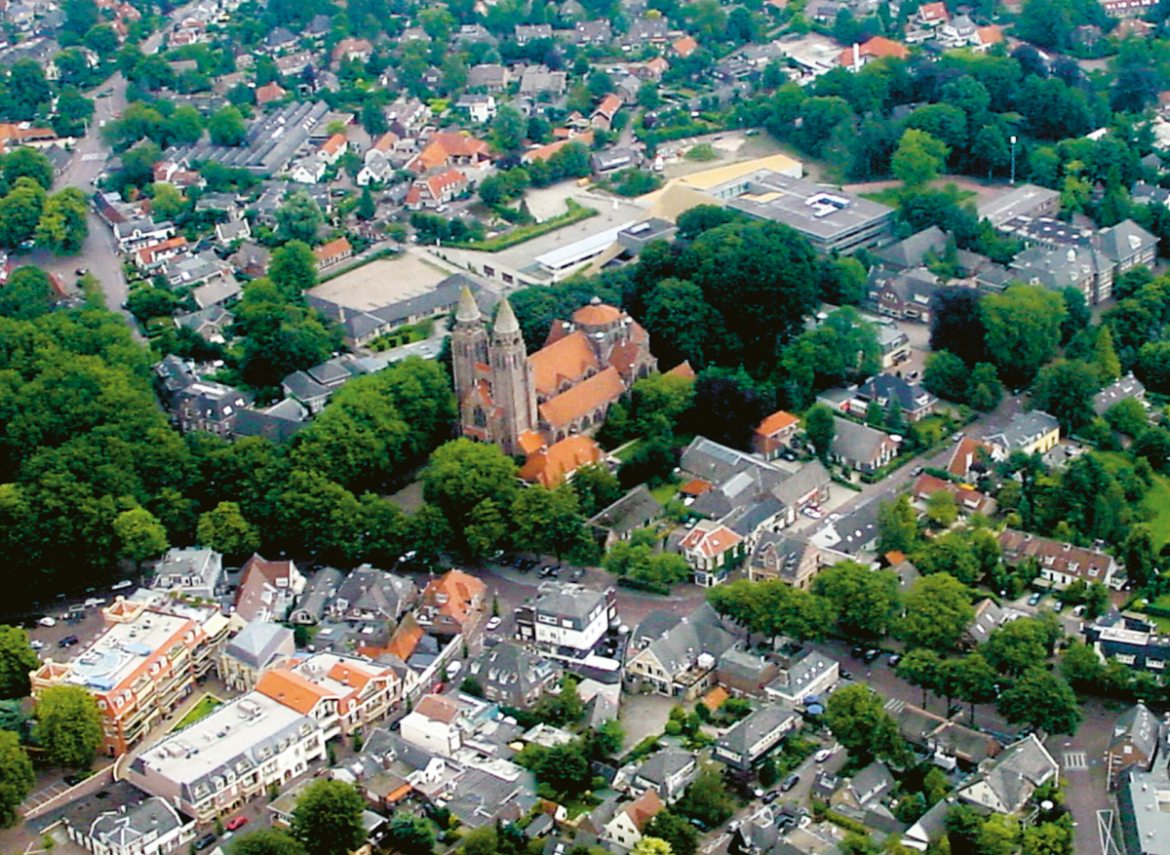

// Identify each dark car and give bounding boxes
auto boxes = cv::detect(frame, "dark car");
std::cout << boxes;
[64,774,82,787]
[850,644,864,659]
[58,635,79,648]
[887,653,902,667]
[862,648,881,664]
[781,773,800,792]
[761,790,781,804]
[194,835,217,851]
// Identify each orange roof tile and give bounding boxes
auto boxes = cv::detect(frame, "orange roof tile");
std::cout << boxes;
[679,478,712,496]
[328,661,373,690]
[624,789,664,830]
[256,668,331,714]
[885,550,906,566]
[321,133,347,156]
[519,435,604,487]
[538,366,625,428]
[518,429,546,456]
[522,133,594,164]
[947,436,993,478]
[647,57,669,73]
[595,93,623,119]
[529,329,600,397]
[667,361,695,378]
[681,524,742,558]
[372,130,399,152]
[757,410,798,437]
[572,302,622,326]
[409,131,491,173]
[917,1,949,21]
[255,82,286,104]
[416,694,461,723]
[423,569,487,625]
[839,36,910,66]
[976,25,1003,44]
[387,783,412,802]
[314,236,352,262]
[384,613,424,661]
[702,686,730,711]
[672,36,698,57]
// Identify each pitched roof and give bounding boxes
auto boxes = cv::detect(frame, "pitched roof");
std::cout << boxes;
[529,329,600,396]
[416,693,462,724]
[235,554,298,622]
[572,301,622,326]
[538,366,625,428]
[315,237,352,263]
[384,613,425,661]
[522,133,593,164]
[621,788,664,830]
[519,435,605,487]
[423,570,487,625]
[681,522,743,558]
[672,35,698,57]
[976,24,1003,44]
[409,131,490,172]
[255,668,331,714]
[757,410,798,437]
[948,436,994,478]
[321,133,347,156]
[839,35,910,66]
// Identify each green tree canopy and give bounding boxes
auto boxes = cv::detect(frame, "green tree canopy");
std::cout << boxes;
[197,501,261,556]
[981,285,1067,387]
[997,666,1081,735]
[290,780,367,855]
[232,829,306,855]
[0,625,39,699]
[896,573,975,650]
[813,561,900,637]
[824,684,907,763]
[34,684,103,768]
[892,128,950,188]
[0,731,33,827]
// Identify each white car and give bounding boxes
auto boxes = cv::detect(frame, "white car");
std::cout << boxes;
[485,617,502,631]
[446,660,462,678]
[37,616,56,627]
[29,640,44,650]
[84,597,106,607]
[814,748,833,763]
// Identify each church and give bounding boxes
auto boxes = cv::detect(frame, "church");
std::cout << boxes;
[451,289,661,481]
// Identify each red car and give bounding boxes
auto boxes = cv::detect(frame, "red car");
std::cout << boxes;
[225,816,249,832]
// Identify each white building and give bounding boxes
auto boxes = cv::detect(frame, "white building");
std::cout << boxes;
[399,694,469,758]
[515,584,616,658]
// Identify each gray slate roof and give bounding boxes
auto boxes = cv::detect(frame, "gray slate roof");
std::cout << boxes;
[226,620,294,670]
[717,704,798,757]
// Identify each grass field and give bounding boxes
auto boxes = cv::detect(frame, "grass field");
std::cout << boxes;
[174,694,222,731]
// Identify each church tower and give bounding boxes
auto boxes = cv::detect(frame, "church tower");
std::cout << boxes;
[450,287,487,408]
[489,297,537,455]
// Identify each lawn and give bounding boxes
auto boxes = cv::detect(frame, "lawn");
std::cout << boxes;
[1096,451,1170,547]
[174,694,222,731]
[650,481,678,505]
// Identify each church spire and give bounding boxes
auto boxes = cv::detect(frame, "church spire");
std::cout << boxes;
[494,296,520,336]
[455,286,480,323]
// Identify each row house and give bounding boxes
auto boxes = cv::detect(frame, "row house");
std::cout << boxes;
[404,168,469,210]
[998,529,1120,591]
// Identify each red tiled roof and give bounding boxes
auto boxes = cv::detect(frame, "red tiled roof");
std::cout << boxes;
[256,668,330,714]
[672,36,698,57]
[681,524,742,558]
[623,788,664,830]
[320,133,347,156]
[839,36,910,66]
[255,82,286,104]
[573,302,622,326]
[314,236,352,263]
[667,361,695,378]
[756,410,798,437]
[521,132,593,164]
[679,478,712,496]
[519,435,604,487]
[538,366,625,428]
[409,131,491,173]
[423,569,486,626]
[529,330,600,397]
[416,694,460,723]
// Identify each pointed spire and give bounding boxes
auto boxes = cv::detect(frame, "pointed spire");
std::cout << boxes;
[455,286,480,323]
[494,297,520,335]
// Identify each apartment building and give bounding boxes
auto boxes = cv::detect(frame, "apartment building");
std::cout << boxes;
[31,599,225,756]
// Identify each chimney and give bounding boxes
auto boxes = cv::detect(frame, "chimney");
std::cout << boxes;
[853,43,860,71]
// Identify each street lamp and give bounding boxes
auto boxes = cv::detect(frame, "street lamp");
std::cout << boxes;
[1010,135,1017,185]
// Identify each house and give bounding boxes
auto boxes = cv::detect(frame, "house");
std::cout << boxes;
[1117,763,1170,855]
[417,570,487,638]
[962,598,1012,647]
[589,485,663,549]
[1094,373,1147,417]
[215,218,251,245]
[574,19,612,44]
[630,750,697,802]
[399,693,472,757]
[175,305,233,343]
[405,168,470,210]
[218,620,295,691]
[911,2,949,27]
[998,529,1119,590]
[467,64,508,91]
[151,547,223,599]
[515,583,617,658]
[985,411,1060,459]
[314,236,353,269]
[519,66,567,96]
[715,648,778,697]
[591,93,624,131]
[407,132,492,174]
[172,381,252,437]
[713,705,799,771]
[332,37,373,64]
[255,81,286,105]
[288,566,344,625]
[603,789,664,849]
[978,184,1061,229]
[624,603,737,700]
[867,266,940,323]
[748,533,849,589]
[887,699,1000,770]
[753,410,799,458]
[1008,243,1115,305]
[763,650,838,705]
[829,417,897,472]
[33,782,196,855]
[329,565,415,625]
[838,761,895,808]
[126,691,326,821]
[672,36,698,58]
[680,521,744,587]
[233,554,306,625]
[465,643,560,708]
[519,435,606,488]
[955,734,1059,815]
[839,36,910,71]
[1107,702,1159,782]
[948,436,994,481]
[1084,612,1170,672]
[855,375,937,423]
[289,155,327,184]
[515,23,553,42]
[115,217,177,253]
[875,226,948,271]
[455,93,497,124]
[913,474,995,517]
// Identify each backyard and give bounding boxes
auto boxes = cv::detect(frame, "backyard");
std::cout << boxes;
[173,694,223,731]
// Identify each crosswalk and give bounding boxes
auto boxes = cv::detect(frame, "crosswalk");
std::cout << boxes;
[1063,751,1088,770]
[80,152,106,161]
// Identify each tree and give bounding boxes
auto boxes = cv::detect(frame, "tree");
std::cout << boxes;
[931,288,989,366]
[356,186,375,221]
[510,485,591,561]
[896,649,941,707]
[1093,325,1121,382]
[0,177,46,249]
[923,350,969,402]
[150,183,186,222]
[3,147,53,191]
[897,573,975,651]
[290,780,366,855]
[0,626,39,699]
[925,491,958,528]
[948,652,999,726]
[1061,640,1105,689]
[1106,398,1148,437]
[878,495,918,555]
[632,839,673,855]
[813,561,900,636]
[275,192,325,245]
[8,61,50,120]
[804,404,835,459]
[968,362,1004,412]
[525,740,591,797]
[0,732,32,827]
[197,501,261,556]
[34,685,103,768]
[981,285,1067,387]
[1031,360,1101,433]
[35,188,88,254]
[424,439,519,543]
[571,463,623,517]
[269,240,319,297]
[824,684,906,763]
[892,129,950,189]
[1122,524,1157,590]
[232,830,306,855]
[208,105,247,146]
[645,812,697,855]
[997,667,1081,735]
[385,814,435,855]
[985,617,1058,676]
[491,103,527,154]
[0,264,51,319]
[675,766,734,828]
[113,506,169,566]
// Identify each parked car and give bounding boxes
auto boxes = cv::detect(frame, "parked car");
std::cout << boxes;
[37,616,55,627]
[761,790,781,804]
[887,653,902,667]
[194,835,217,851]
[58,635,79,648]
[815,748,833,763]
[30,640,43,650]
[781,773,800,792]
[485,616,501,631]
[226,817,249,832]
[446,660,462,678]
[862,648,881,664]
[910,466,924,477]
[850,644,864,658]
[111,580,133,590]
[1027,592,1042,606]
